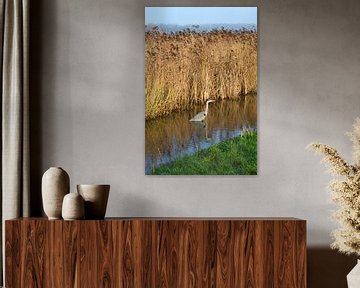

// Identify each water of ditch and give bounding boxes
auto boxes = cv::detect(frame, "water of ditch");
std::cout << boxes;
[145,94,257,174]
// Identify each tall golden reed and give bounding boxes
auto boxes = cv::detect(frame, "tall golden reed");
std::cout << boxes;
[145,29,257,120]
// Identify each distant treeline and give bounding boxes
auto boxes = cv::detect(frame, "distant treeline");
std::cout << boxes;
[145,29,257,120]
[145,23,257,33]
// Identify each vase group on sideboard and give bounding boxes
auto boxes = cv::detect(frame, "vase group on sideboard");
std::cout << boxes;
[41,167,110,220]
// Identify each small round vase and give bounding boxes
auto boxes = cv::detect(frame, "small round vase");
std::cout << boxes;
[42,167,70,219]
[62,192,85,220]
[77,184,110,219]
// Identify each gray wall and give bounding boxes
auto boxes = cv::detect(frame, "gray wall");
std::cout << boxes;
[30,0,360,286]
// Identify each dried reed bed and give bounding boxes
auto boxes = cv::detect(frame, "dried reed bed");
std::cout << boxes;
[145,29,257,120]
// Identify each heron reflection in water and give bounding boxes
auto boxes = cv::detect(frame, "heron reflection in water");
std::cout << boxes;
[189,99,216,122]
[190,120,212,142]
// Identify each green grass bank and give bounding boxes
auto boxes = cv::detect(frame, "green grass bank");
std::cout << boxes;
[151,132,257,175]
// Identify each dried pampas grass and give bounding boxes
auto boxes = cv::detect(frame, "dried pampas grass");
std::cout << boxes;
[308,118,360,255]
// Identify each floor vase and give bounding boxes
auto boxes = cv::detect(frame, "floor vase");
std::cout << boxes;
[347,260,360,288]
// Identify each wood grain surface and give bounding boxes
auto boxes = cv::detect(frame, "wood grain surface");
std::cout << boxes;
[5,218,306,287]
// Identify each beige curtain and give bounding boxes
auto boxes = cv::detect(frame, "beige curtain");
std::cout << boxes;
[0,0,30,284]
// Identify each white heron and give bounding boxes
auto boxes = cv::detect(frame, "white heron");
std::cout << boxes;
[189,99,216,122]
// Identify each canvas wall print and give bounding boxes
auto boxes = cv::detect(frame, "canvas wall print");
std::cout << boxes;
[145,7,257,175]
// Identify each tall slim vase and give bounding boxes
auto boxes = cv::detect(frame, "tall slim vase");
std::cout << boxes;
[42,167,70,219]
[347,260,360,288]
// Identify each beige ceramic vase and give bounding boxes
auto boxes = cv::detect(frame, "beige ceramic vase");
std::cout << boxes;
[62,192,85,220]
[77,184,110,219]
[42,167,70,219]
[347,260,360,288]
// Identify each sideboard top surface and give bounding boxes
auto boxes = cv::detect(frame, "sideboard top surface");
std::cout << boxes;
[6,217,306,222]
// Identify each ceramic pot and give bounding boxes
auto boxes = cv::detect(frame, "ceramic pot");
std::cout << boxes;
[347,259,360,287]
[77,184,110,219]
[62,192,85,220]
[42,167,70,219]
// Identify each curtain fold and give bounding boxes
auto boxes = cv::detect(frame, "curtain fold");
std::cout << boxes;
[0,0,30,284]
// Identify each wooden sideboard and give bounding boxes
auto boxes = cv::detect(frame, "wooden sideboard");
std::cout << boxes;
[5,218,306,287]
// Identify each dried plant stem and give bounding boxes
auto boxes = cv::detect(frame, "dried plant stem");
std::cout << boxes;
[308,119,360,256]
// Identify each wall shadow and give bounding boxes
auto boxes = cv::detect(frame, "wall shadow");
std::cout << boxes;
[308,248,357,288]
[29,0,45,216]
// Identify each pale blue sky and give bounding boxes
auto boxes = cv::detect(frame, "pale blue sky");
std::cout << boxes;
[145,7,257,25]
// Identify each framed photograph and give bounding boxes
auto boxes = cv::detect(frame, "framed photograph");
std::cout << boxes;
[145,7,257,175]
